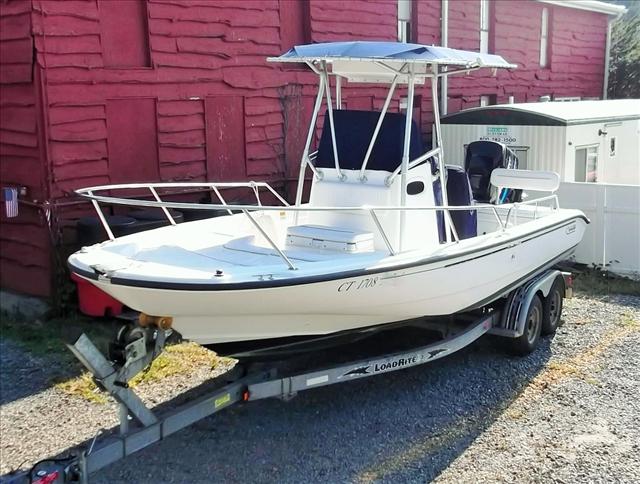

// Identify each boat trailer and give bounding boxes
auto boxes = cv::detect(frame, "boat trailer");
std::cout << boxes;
[1,269,571,484]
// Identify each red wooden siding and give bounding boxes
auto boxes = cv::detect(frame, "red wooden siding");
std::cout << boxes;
[157,99,206,181]
[415,0,440,46]
[280,0,310,51]
[446,1,607,110]
[0,0,33,83]
[205,96,247,181]
[0,0,50,297]
[309,0,397,42]
[106,98,159,183]
[0,0,613,298]
[347,97,374,111]
[282,84,313,183]
[99,0,151,68]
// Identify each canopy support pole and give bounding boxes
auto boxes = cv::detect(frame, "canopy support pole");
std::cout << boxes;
[294,69,326,223]
[321,62,344,180]
[336,75,342,109]
[359,75,399,181]
[430,65,457,243]
[400,67,415,251]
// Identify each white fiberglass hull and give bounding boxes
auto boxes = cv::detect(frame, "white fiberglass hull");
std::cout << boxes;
[71,213,587,345]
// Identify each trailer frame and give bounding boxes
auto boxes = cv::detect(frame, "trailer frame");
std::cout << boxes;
[1,269,572,484]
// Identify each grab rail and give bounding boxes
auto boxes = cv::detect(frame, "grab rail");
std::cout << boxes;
[385,147,441,186]
[76,181,560,270]
[504,194,559,227]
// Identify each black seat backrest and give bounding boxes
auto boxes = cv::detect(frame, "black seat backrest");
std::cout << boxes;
[316,109,423,172]
[433,166,478,242]
[445,165,477,240]
[464,141,505,203]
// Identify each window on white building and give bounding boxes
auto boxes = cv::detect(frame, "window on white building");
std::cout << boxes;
[512,147,529,169]
[398,0,412,42]
[540,7,549,67]
[575,146,598,182]
[609,137,617,157]
[480,0,490,53]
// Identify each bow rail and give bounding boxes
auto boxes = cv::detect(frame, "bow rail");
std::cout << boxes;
[75,181,559,270]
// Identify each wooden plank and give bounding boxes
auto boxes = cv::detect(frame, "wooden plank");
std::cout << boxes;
[0,13,31,41]
[205,96,246,182]
[99,0,151,68]
[105,98,159,183]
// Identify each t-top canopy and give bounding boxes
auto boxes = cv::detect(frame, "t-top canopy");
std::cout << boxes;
[268,41,516,70]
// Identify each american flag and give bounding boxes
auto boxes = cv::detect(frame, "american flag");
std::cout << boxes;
[3,187,18,218]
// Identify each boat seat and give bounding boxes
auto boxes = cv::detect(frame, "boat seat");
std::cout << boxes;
[315,109,424,172]
[445,165,477,240]
[464,141,522,204]
[286,224,375,253]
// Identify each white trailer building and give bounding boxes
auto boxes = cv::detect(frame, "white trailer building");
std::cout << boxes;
[440,100,640,185]
[441,99,640,277]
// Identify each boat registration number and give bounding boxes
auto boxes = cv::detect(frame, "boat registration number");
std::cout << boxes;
[337,276,379,293]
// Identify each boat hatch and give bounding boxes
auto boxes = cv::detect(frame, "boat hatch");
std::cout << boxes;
[286,225,375,253]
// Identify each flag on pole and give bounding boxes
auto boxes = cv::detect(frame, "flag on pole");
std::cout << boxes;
[3,187,19,218]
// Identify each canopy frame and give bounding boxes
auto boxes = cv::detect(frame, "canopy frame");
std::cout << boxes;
[272,43,517,243]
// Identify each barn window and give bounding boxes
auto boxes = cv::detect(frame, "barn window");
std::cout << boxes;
[280,0,310,51]
[479,0,490,53]
[480,95,497,106]
[398,0,412,42]
[99,0,151,68]
[575,145,598,183]
[540,8,549,67]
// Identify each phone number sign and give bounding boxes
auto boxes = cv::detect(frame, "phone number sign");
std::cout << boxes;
[479,126,517,144]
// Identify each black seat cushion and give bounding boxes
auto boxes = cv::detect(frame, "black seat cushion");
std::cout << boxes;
[464,141,505,202]
[316,109,423,172]
[445,165,477,240]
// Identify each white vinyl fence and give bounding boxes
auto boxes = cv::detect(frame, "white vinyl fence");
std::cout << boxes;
[550,182,639,276]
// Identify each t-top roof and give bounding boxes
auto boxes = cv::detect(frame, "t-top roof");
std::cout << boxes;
[442,100,640,126]
[268,41,516,70]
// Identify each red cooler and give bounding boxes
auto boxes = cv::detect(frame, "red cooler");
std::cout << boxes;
[71,273,123,317]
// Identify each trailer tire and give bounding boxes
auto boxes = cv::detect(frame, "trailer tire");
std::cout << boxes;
[542,277,564,336]
[507,294,543,356]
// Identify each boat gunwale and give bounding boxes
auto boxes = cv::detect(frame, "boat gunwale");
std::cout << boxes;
[68,214,588,292]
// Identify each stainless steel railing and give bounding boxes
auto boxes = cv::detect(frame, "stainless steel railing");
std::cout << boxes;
[76,182,559,270]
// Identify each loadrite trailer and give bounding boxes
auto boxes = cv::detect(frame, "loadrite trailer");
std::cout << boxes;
[1,269,571,484]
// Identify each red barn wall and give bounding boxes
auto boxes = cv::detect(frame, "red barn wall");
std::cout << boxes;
[446,1,607,112]
[0,0,612,299]
[0,0,51,297]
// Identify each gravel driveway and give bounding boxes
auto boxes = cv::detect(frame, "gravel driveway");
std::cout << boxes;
[1,293,639,483]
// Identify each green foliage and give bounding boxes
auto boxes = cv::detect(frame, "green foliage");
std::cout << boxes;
[573,264,640,297]
[0,311,117,361]
[608,1,640,98]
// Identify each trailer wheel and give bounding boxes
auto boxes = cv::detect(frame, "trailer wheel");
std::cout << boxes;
[542,277,564,335]
[507,294,543,355]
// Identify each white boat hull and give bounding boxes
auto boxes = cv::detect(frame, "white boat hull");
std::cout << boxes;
[75,214,587,344]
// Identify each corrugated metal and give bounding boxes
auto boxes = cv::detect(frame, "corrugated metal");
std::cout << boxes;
[441,124,566,175]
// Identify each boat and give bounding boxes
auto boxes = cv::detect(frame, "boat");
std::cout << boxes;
[68,41,588,349]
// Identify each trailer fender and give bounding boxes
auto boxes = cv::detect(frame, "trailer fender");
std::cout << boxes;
[513,270,562,338]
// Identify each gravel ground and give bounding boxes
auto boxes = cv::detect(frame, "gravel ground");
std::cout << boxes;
[1,293,639,483]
